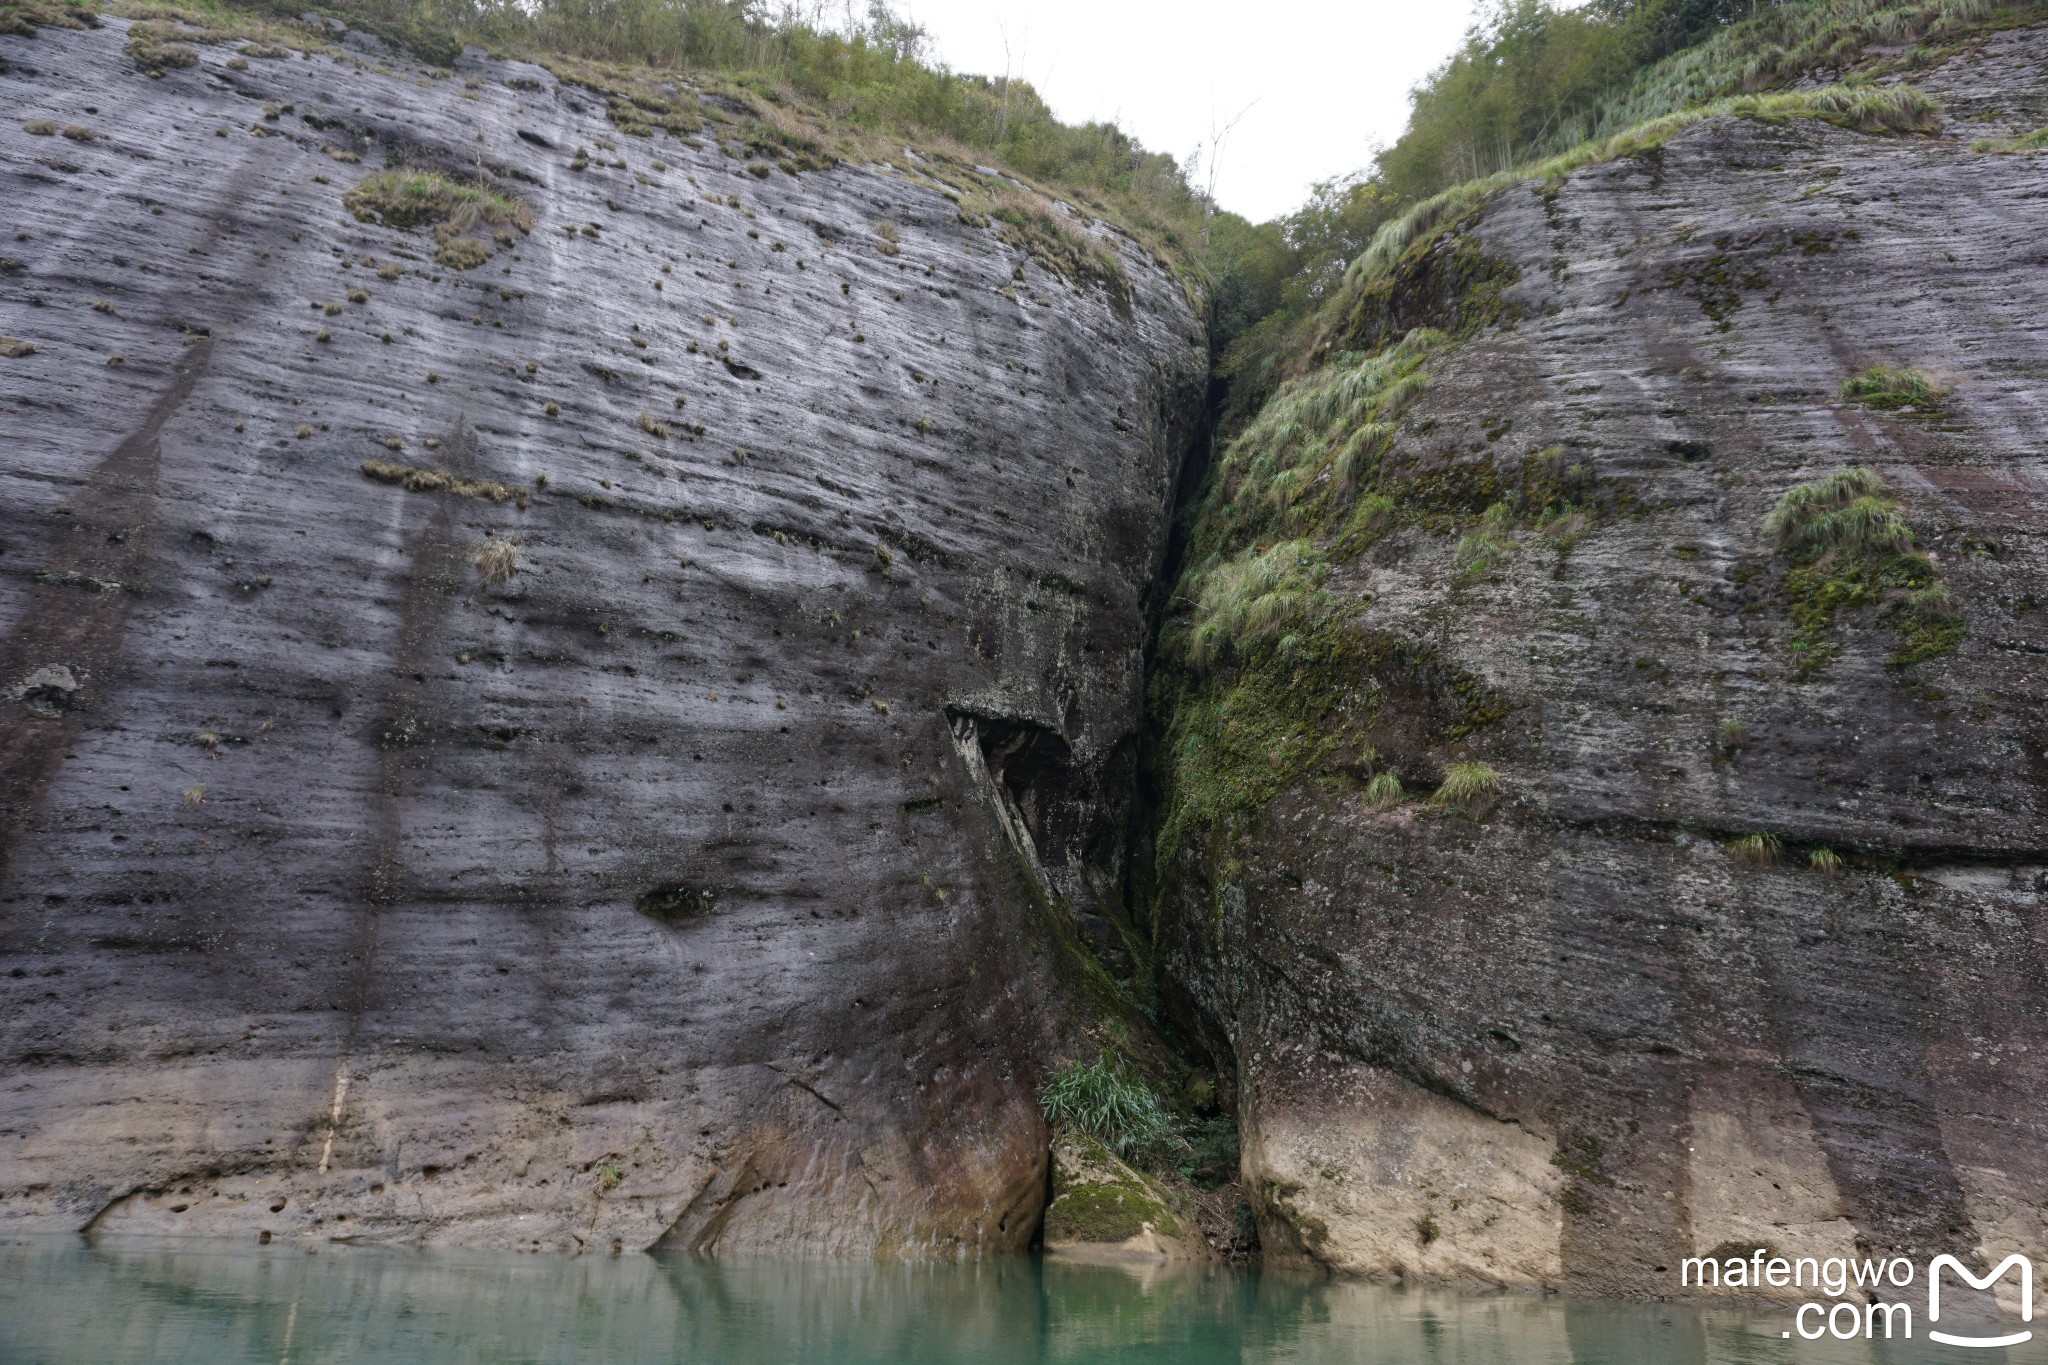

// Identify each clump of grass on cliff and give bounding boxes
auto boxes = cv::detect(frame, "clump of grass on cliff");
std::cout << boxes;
[473,536,519,585]
[1428,761,1502,812]
[1764,466,1962,670]
[967,189,1132,313]
[1,0,99,38]
[361,459,527,507]
[1203,326,1447,557]
[344,169,531,270]
[1363,770,1406,810]
[1728,832,1783,866]
[344,170,530,232]
[1454,502,1518,585]
[1841,365,1950,411]
[1972,126,2048,153]
[1185,540,1327,673]
[106,1,324,72]
[1040,1057,1179,1161]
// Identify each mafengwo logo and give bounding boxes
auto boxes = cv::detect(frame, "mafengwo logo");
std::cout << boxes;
[1682,1250,2033,1346]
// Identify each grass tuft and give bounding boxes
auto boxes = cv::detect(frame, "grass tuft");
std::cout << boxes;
[341,168,532,273]
[114,3,319,73]
[1454,502,1517,584]
[1763,466,1913,557]
[346,169,530,233]
[1428,761,1502,811]
[1362,770,1405,811]
[1,1,99,38]
[1809,846,1845,875]
[1763,465,1961,669]
[1972,126,2048,153]
[1040,1057,1178,1160]
[1728,832,1783,866]
[434,237,491,270]
[1186,539,1325,673]
[474,536,520,585]
[1840,365,1950,411]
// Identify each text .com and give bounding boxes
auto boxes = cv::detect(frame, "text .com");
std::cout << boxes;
[1682,1250,2034,1347]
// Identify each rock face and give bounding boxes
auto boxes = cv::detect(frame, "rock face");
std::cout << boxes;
[0,16,1204,1252]
[1158,29,2048,1296]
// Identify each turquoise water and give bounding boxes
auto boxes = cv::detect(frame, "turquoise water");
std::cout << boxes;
[0,1240,2037,1363]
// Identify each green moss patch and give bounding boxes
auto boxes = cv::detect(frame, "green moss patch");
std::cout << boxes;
[1152,614,1509,880]
[1045,1180,1178,1244]
[1322,209,1518,358]
[1045,1135,1181,1245]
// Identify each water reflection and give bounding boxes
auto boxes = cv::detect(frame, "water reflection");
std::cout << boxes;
[0,1239,2036,1363]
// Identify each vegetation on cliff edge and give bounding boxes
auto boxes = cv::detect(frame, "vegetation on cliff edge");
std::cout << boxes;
[1148,0,2010,948]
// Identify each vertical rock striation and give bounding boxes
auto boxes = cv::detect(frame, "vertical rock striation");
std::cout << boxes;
[0,15,1204,1252]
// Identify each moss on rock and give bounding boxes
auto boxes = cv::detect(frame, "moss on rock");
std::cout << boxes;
[1044,1135,1181,1246]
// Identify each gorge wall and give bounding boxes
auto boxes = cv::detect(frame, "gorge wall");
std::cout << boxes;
[7,2,2048,1301]
[1155,24,2048,1298]
[0,12,1205,1253]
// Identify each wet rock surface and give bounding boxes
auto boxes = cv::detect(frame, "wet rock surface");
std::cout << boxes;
[1161,30,2048,1296]
[0,16,1203,1252]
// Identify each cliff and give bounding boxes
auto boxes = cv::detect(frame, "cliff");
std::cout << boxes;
[0,9,1205,1253]
[9,0,2047,1294]
[1152,22,2048,1295]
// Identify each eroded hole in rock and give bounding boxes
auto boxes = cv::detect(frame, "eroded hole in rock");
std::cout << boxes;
[10,664,82,718]
[636,881,720,927]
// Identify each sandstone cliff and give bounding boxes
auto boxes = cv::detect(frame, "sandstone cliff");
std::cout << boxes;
[1153,23,2048,1296]
[0,11,1204,1253]
[9,1,2047,1295]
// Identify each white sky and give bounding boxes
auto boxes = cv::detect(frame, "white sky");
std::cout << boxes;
[889,0,1486,222]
